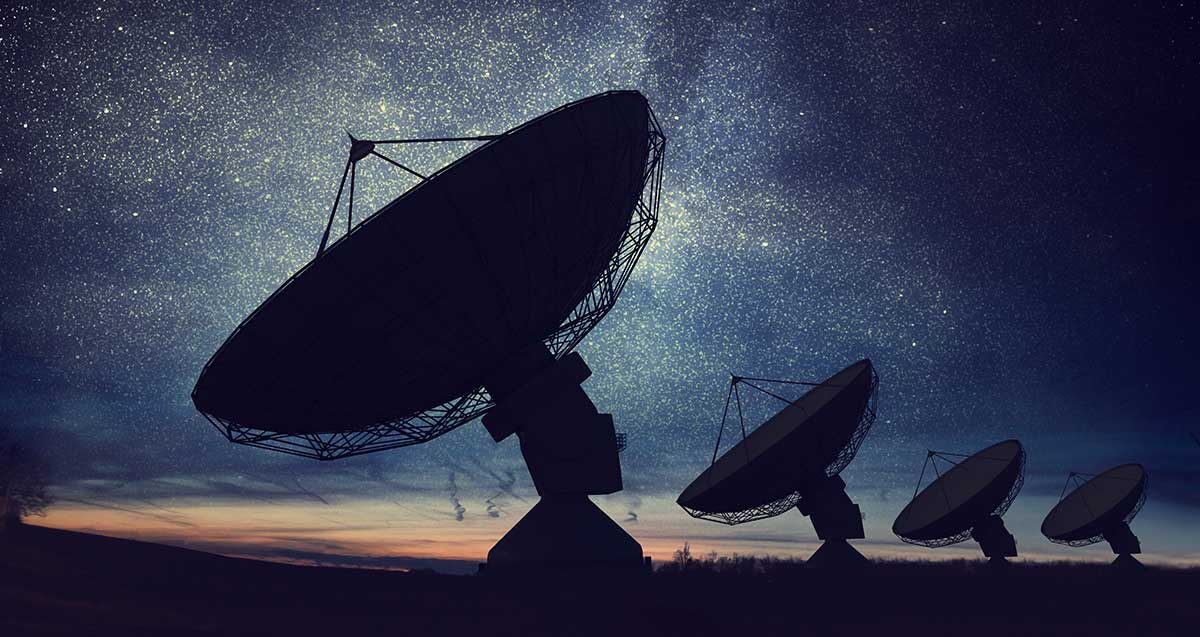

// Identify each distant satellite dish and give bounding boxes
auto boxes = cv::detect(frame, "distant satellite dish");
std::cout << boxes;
[677,359,879,568]
[893,440,1026,564]
[1042,464,1148,568]
[192,91,666,573]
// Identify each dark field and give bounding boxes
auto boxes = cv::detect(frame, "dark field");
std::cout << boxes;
[2,523,1196,636]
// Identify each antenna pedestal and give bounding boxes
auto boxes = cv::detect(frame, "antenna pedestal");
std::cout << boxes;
[481,345,640,571]
[485,495,643,575]
[797,475,867,567]
[1111,553,1145,569]
[482,346,622,496]
[971,514,1017,559]
[1105,522,1143,568]
[1103,521,1141,555]
[806,539,869,568]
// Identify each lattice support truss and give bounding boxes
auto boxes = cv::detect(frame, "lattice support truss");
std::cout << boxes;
[898,445,1026,548]
[682,364,880,526]
[826,367,879,478]
[202,100,666,461]
[543,118,665,359]
[684,493,804,526]
[905,528,974,549]
[201,389,495,461]
[1047,472,1149,548]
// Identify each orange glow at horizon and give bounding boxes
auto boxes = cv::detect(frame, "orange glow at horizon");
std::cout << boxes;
[34,494,1200,570]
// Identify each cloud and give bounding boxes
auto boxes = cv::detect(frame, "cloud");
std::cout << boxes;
[291,478,330,506]
[389,499,446,522]
[54,497,196,528]
[237,472,332,506]
[51,472,342,510]
[448,471,465,522]
[623,492,643,523]
[478,463,526,503]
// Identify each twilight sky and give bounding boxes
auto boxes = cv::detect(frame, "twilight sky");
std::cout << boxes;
[1,1,1198,572]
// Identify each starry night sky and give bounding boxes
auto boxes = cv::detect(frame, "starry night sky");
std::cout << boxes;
[2,1,1198,569]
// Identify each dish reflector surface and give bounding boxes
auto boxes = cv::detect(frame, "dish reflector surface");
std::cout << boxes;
[893,439,1024,546]
[192,91,659,441]
[677,359,876,518]
[1042,463,1147,546]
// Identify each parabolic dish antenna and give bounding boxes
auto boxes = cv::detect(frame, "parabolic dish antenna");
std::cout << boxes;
[677,359,880,568]
[1042,463,1148,567]
[893,440,1026,564]
[192,91,666,572]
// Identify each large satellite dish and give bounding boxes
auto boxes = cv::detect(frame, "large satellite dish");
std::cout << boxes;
[1042,464,1148,568]
[192,91,666,572]
[677,359,879,568]
[892,440,1025,564]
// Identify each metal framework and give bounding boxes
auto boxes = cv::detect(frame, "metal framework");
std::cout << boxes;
[201,101,666,461]
[897,445,1026,548]
[684,365,880,525]
[1047,471,1149,548]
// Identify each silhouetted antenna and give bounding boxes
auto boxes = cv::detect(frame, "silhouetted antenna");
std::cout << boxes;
[893,440,1026,566]
[677,359,880,568]
[1042,464,1148,568]
[192,91,667,574]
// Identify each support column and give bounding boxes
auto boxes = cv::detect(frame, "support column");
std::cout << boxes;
[1104,521,1144,569]
[479,344,642,573]
[971,514,1017,563]
[797,474,868,568]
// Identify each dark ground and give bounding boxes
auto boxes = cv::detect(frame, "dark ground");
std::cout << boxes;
[1,523,1196,636]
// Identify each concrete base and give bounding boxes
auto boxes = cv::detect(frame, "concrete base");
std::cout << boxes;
[1111,553,1145,569]
[485,495,643,575]
[806,539,868,569]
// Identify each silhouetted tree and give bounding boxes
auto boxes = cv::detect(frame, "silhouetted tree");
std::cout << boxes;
[672,541,692,571]
[0,427,53,528]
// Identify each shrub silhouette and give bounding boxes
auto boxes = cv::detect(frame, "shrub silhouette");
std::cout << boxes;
[0,426,54,527]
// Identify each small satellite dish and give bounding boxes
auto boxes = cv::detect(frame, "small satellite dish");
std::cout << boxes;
[192,91,666,573]
[893,440,1026,564]
[677,359,879,568]
[1041,464,1148,568]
